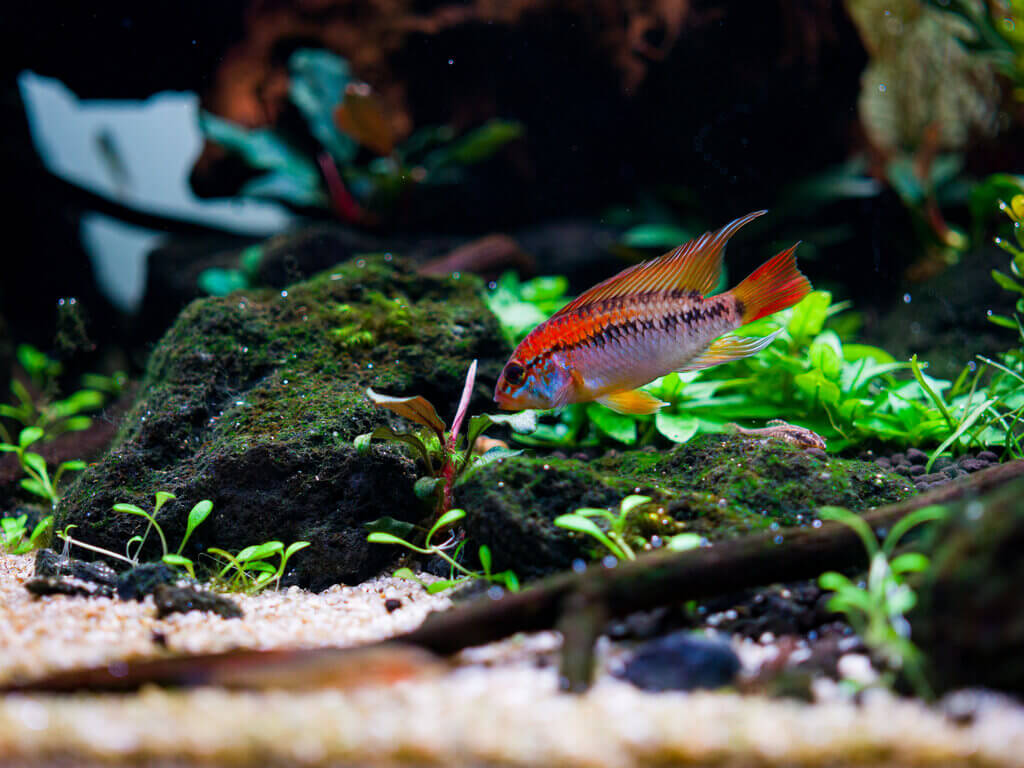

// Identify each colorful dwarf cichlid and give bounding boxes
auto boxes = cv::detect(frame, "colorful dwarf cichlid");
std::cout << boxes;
[493,210,812,415]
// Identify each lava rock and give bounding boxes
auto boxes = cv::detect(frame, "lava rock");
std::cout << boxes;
[58,253,509,590]
[24,549,118,598]
[34,548,117,586]
[618,632,740,692]
[153,583,242,619]
[905,448,928,465]
[117,562,178,601]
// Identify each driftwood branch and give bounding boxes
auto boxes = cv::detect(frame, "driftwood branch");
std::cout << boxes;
[7,459,1024,694]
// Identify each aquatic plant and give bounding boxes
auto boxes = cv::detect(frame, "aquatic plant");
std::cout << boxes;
[0,427,85,508]
[356,359,530,528]
[991,193,1024,328]
[198,245,265,297]
[817,504,947,698]
[0,344,111,444]
[369,508,519,594]
[57,493,310,592]
[0,513,53,555]
[484,272,572,346]
[553,494,704,562]
[200,48,523,223]
[207,541,311,593]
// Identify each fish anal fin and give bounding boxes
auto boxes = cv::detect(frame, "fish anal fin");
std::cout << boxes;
[596,389,668,415]
[555,211,767,316]
[679,330,782,372]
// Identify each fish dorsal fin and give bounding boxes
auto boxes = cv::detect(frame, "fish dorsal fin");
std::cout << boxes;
[597,389,668,415]
[555,210,767,317]
[678,330,782,372]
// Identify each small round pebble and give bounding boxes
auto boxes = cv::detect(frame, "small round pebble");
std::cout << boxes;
[906,448,928,465]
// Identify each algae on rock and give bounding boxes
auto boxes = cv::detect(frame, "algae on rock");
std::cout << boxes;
[59,254,509,590]
[458,433,915,578]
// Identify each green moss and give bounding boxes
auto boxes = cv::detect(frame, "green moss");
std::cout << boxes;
[59,254,510,590]
[459,433,915,577]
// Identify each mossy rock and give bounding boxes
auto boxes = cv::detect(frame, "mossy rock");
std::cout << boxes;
[912,475,1024,695]
[59,254,510,590]
[458,433,915,578]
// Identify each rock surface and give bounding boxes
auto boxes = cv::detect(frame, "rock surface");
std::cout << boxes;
[458,434,915,577]
[58,255,509,590]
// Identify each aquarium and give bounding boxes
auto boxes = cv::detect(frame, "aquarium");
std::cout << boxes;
[2,2,1024,766]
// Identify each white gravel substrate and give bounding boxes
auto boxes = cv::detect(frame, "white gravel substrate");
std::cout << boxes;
[2,553,1024,767]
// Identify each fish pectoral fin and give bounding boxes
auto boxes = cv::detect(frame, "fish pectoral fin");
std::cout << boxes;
[679,330,782,372]
[596,389,668,415]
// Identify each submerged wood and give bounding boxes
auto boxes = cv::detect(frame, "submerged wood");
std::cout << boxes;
[6,459,1023,694]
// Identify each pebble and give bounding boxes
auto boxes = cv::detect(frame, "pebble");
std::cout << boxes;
[153,584,243,619]
[618,632,740,692]
[906,448,928,465]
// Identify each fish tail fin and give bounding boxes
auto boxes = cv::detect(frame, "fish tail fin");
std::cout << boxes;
[730,243,811,324]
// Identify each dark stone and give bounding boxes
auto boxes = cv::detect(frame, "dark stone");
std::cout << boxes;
[917,472,947,485]
[153,583,242,619]
[977,451,999,463]
[58,254,509,590]
[906,448,928,465]
[908,465,926,477]
[34,548,117,587]
[933,457,954,471]
[384,598,402,613]
[117,562,178,601]
[618,632,740,692]
[957,458,989,473]
[24,574,114,598]
[913,476,1024,695]
[890,453,906,466]
[874,457,892,470]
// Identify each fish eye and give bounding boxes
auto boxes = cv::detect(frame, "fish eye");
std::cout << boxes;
[504,361,526,386]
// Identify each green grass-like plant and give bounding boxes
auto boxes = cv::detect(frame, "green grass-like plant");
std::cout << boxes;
[817,504,947,698]
[369,508,519,593]
[0,427,85,508]
[0,513,53,555]
[207,540,311,593]
[554,494,704,561]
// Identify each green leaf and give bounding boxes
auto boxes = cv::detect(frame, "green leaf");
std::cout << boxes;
[367,532,415,547]
[288,48,356,164]
[365,389,446,435]
[427,509,466,544]
[199,268,248,297]
[794,370,841,406]
[586,403,637,444]
[432,119,523,166]
[478,545,492,574]
[992,269,1024,293]
[553,513,625,560]
[620,495,652,515]
[809,342,843,380]
[889,552,930,575]
[357,425,434,469]
[19,427,43,448]
[284,541,310,559]
[23,452,48,477]
[654,412,699,444]
[58,460,86,472]
[364,517,417,540]
[413,476,442,500]
[20,478,48,499]
[426,579,464,594]
[113,503,148,516]
[162,554,193,568]
[236,541,284,563]
[480,410,540,435]
[787,292,832,341]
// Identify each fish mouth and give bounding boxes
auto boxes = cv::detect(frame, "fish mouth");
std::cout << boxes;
[493,392,515,411]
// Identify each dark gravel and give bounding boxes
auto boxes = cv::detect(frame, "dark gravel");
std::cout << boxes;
[857,449,1001,492]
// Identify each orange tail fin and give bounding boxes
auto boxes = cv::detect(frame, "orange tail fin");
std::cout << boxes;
[730,243,811,324]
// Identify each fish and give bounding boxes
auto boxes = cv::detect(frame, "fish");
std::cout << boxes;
[493,210,812,415]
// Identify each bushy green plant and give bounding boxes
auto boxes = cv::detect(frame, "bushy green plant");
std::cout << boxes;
[369,508,519,593]
[818,504,947,698]
[484,272,572,345]
[0,427,85,508]
[554,494,704,561]
[0,513,53,555]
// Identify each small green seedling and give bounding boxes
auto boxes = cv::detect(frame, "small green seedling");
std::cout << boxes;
[0,427,86,508]
[817,504,947,698]
[369,508,520,594]
[554,495,652,561]
[207,540,311,593]
[0,514,53,555]
[113,493,213,577]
